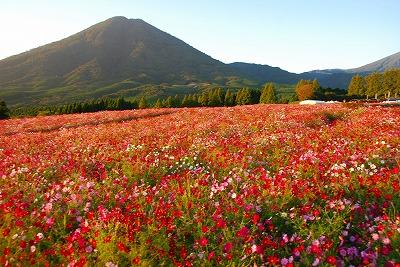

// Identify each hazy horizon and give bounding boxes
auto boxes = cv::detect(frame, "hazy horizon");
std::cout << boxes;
[1,0,399,73]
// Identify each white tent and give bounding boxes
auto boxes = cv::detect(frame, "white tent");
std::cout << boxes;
[299,100,327,105]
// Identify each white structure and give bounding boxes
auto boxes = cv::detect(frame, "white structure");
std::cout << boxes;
[299,100,328,105]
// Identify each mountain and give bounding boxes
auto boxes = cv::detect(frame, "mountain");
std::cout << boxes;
[0,16,238,106]
[300,51,400,88]
[347,51,400,73]
[229,62,300,84]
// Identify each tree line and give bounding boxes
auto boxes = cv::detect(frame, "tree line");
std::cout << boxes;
[152,85,278,109]
[0,76,371,120]
[348,69,400,98]
[295,79,349,101]
[3,83,284,118]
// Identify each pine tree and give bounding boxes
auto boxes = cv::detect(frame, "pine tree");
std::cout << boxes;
[365,72,383,98]
[0,100,10,119]
[181,95,189,107]
[312,79,320,91]
[260,83,277,103]
[139,97,147,109]
[154,99,163,108]
[190,94,199,106]
[224,89,235,106]
[173,95,181,107]
[236,88,252,105]
[396,70,400,97]
[198,92,209,106]
[163,96,173,108]
[348,75,366,96]
[383,69,398,97]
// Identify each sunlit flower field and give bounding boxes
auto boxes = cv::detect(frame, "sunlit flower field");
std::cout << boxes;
[1,104,399,266]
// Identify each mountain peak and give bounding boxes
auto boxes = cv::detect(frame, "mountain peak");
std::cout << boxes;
[0,16,232,106]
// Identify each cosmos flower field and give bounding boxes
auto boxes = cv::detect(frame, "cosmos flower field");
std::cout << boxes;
[0,105,399,266]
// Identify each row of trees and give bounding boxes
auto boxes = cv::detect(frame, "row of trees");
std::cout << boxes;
[348,69,400,98]
[10,98,139,117]
[294,79,354,101]
[150,84,279,109]
[6,84,283,118]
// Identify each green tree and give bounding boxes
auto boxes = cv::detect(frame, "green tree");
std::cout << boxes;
[138,97,147,109]
[163,96,174,108]
[154,99,163,108]
[173,95,181,107]
[260,83,277,103]
[224,89,235,106]
[208,88,223,106]
[198,91,209,106]
[348,75,367,96]
[0,100,10,119]
[383,69,398,97]
[365,72,383,98]
[312,79,320,91]
[237,88,253,105]
[396,70,400,97]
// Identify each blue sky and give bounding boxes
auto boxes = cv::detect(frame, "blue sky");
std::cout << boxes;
[1,0,399,73]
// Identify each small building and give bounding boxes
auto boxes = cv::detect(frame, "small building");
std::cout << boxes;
[299,100,327,105]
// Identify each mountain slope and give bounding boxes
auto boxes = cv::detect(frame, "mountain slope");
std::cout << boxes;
[347,51,400,73]
[0,16,238,106]
[229,62,300,84]
[300,51,400,88]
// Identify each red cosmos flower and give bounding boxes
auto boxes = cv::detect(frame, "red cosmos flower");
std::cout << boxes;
[19,241,27,249]
[215,218,226,229]
[223,242,233,253]
[3,248,10,256]
[381,246,391,256]
[252,214,260,224]
[132,256,141,265]
[2,228,10,237]
[326,256,336,265]
[198,237,208,247]
[117,242,129,253]
[208,251,215,261]
[310,244,321,255]
[180,247,187,259]
[103,236,112,243]
[87,211,94,220]
[236,226,249,238]
[267,255,280,265]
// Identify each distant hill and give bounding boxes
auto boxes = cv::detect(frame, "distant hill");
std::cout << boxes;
[300,51,400,88]
[229,62,300,84]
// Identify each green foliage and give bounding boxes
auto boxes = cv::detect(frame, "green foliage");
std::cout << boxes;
[349,68,400,98]
[224,89,235,106]
[260,83,277,103]
[10,97,138,117]
[0,100,10,119]
[365,72,383,98]
[138,97,147,109]
[348,75,366,96]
